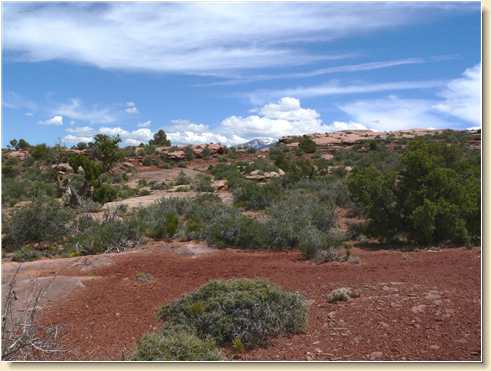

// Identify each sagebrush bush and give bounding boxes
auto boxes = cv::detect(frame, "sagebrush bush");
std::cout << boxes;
[205,208,268,249]
[193,174,214,192]
[157,279,307,349]
[232,180,280,210]
[265,191,337,249]
[132,328,223,361]
[2,200,75,250]
[175,171,192,186]
[71,211,142,255]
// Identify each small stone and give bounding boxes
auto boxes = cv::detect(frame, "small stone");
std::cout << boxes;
[429,345,440,350]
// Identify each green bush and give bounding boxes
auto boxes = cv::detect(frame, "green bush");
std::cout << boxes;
[265,191,337,249]
[2,200,75,250]
[175,170,191,186]
[298,135,317,154]
[157,279,307,349]
[193,174,214,192]
[93,183,118,204]
[133,328,223,361]
[71,212,142,255]
[206,208,268,249]
[348,139,480,245]
[12,245,44,262]
[232,180,280,210]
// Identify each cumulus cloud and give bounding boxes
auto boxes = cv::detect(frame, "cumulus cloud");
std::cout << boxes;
[2,2,467,75]
[39,115,63,126]
[63,126,154,146]
[167,119,232,145]
[433,64,481,125]
[167,97,368,145]
[125,101,138,114]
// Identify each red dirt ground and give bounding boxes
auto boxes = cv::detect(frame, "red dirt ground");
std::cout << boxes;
[34,245,481,361]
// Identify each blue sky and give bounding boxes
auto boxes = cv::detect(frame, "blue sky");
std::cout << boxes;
[1,1,481,147]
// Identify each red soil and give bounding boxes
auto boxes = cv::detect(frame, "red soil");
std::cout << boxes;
[38,246,481,361]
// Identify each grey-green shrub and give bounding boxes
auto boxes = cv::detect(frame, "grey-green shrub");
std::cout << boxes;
[157,279,307,349]
[2,200,75,250]
[132,328,223,361]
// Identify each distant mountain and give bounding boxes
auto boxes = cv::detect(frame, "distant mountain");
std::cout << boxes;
[236,138,276,150]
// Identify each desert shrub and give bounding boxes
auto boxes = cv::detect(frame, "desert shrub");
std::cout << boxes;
[205,208,268,249]
[243,159,278,174]
[232,180,280,210]
[93,183,118,204]
[12,245,43,262]
[185,146,194,161]
[348,139,480,245]
[142,156,153,166]
[297,225,340,261]
[326,287,359,304]
[298,135,317,154]
[291,177,351,207]
[132,328,223,361]
[209,163,242,187]
[265,191,337,249]
[2,200,75,250]
[71,212,142,255]
[157,279,307,349]
[175,170,191,186]
[193,174,214,192]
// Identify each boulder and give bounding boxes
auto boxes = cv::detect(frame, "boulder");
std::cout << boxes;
[167,150,186,161]
[212,179,228,191]
[5,150,28,161]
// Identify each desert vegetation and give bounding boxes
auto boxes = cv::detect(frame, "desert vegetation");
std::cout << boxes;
[1,128,481,361]
[133,279,307,361]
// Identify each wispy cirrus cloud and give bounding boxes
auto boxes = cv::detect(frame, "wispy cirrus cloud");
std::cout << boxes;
[200,57,427,86]
[247,79,447,104]
[2,2,469,75]
[53,98,119,125]
[338,63,481,131]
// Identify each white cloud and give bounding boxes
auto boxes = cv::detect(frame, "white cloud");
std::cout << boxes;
[167,119,233,145]
[167,97,368,145]
[39,115,64,126]
[337,64,482,131]
[339,95,455,131]
[54,98,118,124]
[63,134,92,144]
[137,120,152,128]
[65,126,95,136]
[433,64,481,126]
[25,112,33,117]
[63,126,154,146]
[125,101,138,114]
[2,3,457,75]
[248,79,446,104]
[202,58,426,86]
